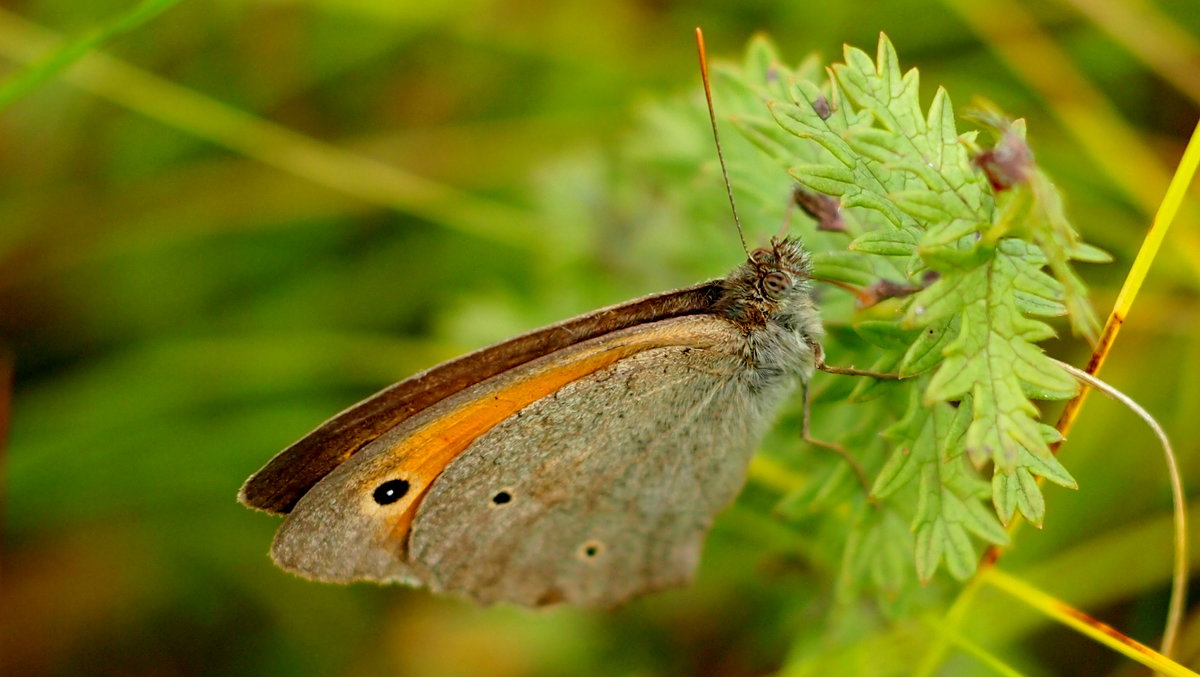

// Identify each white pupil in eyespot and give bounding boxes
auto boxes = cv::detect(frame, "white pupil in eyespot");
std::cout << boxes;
[373,479,410,505]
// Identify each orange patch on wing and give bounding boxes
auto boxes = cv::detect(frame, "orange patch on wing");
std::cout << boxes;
[383,323,721,544]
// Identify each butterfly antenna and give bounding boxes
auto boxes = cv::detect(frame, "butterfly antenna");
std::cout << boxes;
[695,27,749,257]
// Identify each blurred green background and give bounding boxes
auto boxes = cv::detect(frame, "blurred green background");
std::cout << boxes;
[2,0,1199,675]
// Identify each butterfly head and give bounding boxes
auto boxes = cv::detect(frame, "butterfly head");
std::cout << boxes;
[748,238,812,298]
[717,237,822,338]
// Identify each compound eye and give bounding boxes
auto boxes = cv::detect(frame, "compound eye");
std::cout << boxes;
[763,271,791,297]
[750,248,772,265]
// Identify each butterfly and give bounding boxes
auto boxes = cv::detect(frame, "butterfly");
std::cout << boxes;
[240,238,827,607]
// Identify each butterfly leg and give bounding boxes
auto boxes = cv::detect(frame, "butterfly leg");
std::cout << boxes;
[809,340,904,380]
[800,379,871,494]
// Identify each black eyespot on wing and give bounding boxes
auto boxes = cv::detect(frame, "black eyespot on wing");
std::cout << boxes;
[373,479,409,505]
[492,490,512,505]
[578,540,604,560]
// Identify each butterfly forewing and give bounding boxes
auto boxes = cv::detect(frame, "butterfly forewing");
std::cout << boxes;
[239,284,723,515]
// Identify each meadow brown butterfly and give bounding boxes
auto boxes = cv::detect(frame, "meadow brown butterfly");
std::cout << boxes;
[240,30,841,608]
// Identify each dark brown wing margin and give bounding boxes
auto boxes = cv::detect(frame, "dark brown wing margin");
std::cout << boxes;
[239,282,725,514]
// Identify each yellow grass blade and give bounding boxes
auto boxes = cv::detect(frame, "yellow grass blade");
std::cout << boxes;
[985,569,1200,677]
[1057,117,1200,434]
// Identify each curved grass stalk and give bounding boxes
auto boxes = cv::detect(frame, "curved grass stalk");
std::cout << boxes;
[1054,359,1186,660]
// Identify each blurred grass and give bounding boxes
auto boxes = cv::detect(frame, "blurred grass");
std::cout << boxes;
[0,7,546,246]
[1,1,1198,676]
[0,0,186,108]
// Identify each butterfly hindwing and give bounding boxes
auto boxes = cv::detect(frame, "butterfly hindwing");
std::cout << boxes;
[408,328,779,607]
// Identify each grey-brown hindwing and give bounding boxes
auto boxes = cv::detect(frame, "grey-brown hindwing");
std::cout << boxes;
[408,319,793,607]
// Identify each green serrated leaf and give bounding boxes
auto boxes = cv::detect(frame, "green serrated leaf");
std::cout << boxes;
[918,239,995,273]
[1017,447,1077,489]
[731,116,804,166]
[914,521,944,582]
[872,446,918,499]
[891,190,966,223]
[1012,344,1078,399]
[847,371,903,404]
[873,395,999,581]
[899,317,957,376]
[772,101,859,169]
[971,107,1103,341]
[935,401,972,461]
[722,30,1107,597]
[960,495,1011,545]
[1069,241,1114,263]
[1039,423,1065,444]
[942,522,977,580]
[838,504,914,602]
[743,34,781,89]
[845,127,904,164]
[854,321,916,349]
[991,466,1048,526]
[1013,265,1065,302]
[789,163,857,194]
[850,227,917,256]
[811,251,879,286]
[1014,467,1046,526]
[1014,291,1068,317]
[911,241,1080,486]
[993,471,1019,525]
